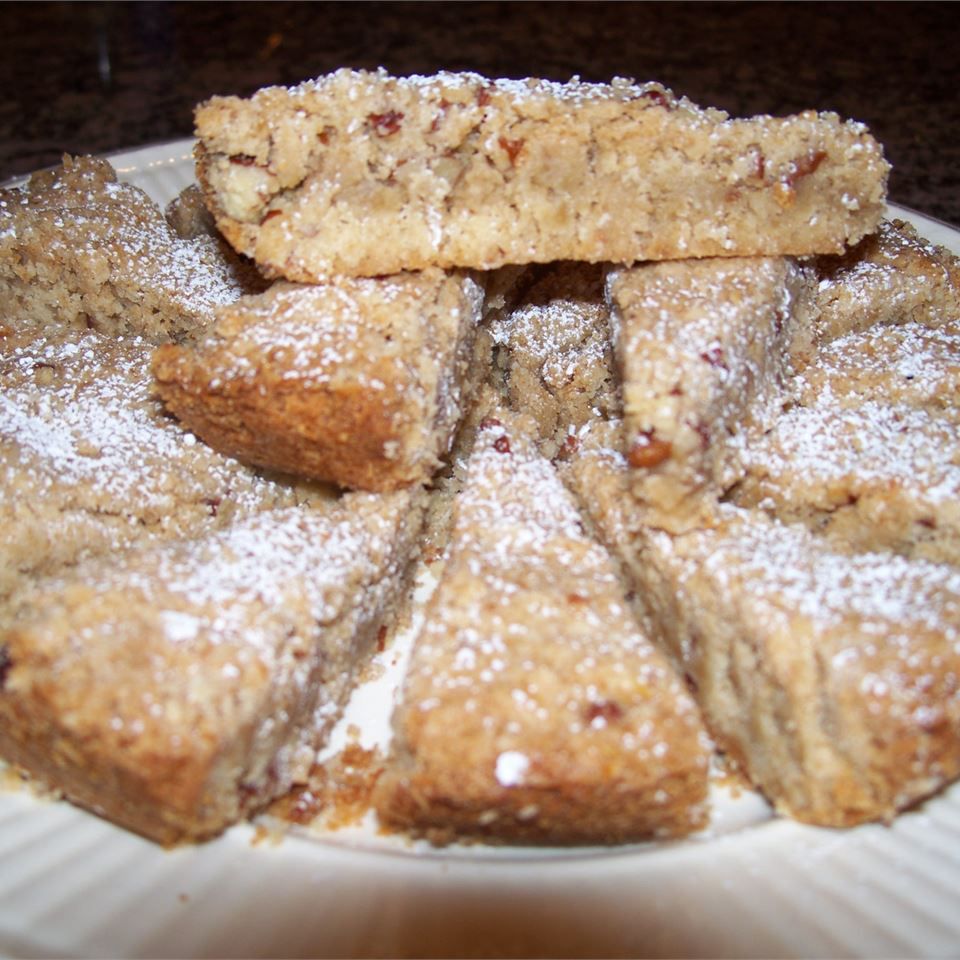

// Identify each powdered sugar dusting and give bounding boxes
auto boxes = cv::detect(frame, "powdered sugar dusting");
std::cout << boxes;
[685,509,960,641]
[13,488,415,695]
[386,414,710,840]
[292,68,711,118]
[0,155,249,339]
[742,399,960,506]
[797,320,960,411]
[195,274,431,388]
[491,298,610,385]
[0,330,292,514]
[110,494,407,647]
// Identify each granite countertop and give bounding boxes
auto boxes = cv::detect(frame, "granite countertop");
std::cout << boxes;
[0,0,957,225]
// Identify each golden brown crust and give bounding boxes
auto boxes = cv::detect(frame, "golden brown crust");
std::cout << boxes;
[152,272,484,491]
[376,413,711,843]
[0,491,425,845]
[608,256,817,533]
[193,69,888,281]
[0,327,326,604]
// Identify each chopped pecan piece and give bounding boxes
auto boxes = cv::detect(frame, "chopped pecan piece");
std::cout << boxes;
[368,110,404,137]
[782,149,827,190]
[641,89,672,109]
[498,136,524,165]
[628,431,672,468]
[584,699,624,725]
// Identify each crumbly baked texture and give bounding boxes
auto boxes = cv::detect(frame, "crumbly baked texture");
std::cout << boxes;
[559,426,960,827]
[0,327,328,603]
[0,489,425,845]
[608,256,817,533]
[794,319,960,415]
[0,94,954,850]
[164,183,271,296]
[0,156,258,342]
[487,261,617,458]
[813,218,960,344]
[152,269,485,491]
[731,322,960,565]
[375,413,711,844]
[638,507,960,827]
[545,217,960,827]
[193,68,888,281]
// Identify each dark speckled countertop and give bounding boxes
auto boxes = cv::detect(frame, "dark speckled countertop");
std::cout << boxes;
[0,1,957,225]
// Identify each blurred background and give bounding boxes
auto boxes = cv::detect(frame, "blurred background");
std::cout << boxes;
[0,1,957,223]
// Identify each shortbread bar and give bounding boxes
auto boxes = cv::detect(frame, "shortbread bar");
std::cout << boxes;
[152,269,484,491]
[608,256,816,532]
[0,327,323,602]
[0,156,257,341]
[194,68,888,281]
[814,218,960,344]
[732,326,960,565]
[376,413,710,844]
[638,506,960,827]
[559,427,960,827]
[0,489,424,845]
[487,261,617,458]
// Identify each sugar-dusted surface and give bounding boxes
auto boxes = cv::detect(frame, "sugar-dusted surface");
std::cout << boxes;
[0,5,958,948]
[688,508,960,633]
[734,282,960,563]
[376,413,710,844]
[488,261,617,458]
[152,269,485,490]
[742,399,960,507]
[736,393,960,565]
[194,68,888,280]
[560,419,960,827]
[795,320,960,413]
[0,156,257,341]
[0,327,322,601]
[638,506,960,825]
[608,255,816,532]
[0,488,425,845]
[813,218,960,344]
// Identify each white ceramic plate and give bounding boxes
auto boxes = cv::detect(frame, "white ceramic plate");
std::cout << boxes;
[2,140,960,960]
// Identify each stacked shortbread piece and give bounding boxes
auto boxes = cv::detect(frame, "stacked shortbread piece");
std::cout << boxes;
[2,68,959,845]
